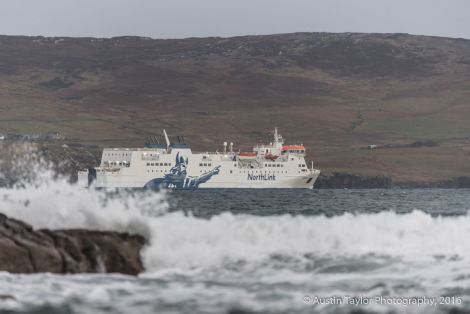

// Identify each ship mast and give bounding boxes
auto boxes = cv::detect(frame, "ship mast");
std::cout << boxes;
[163,129,170,151]
[273,127,284,148]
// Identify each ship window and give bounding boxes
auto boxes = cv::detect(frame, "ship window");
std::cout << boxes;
[208,163,211,167]
[277,164,280,167]
[230,170,232,174]
[146,163,150,166]
[204,163,207,166]
[199,163,202,166]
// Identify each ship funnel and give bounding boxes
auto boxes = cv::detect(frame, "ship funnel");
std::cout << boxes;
[163,129,170,150]
[230,142,233,153]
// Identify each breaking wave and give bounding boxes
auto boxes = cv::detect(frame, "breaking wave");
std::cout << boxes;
[1,159,470,274]
[2,151,468,314]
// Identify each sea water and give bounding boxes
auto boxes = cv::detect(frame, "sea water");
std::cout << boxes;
[1,169,470,313]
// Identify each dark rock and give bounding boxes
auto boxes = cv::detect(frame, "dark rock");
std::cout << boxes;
[0,213,145,275]
[0,294,15,301]
[395,176,470,188]
[315,172,392,189]
[39,77,74,89]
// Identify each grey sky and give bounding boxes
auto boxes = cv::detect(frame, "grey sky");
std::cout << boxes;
[1,0,469,39]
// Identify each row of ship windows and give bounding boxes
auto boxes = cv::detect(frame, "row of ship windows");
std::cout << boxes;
[264,164,306,168]
[104,153,131,157]
[104,161,130,167]
[199,163,212,167]
[147,162,171,166]
[264,163,284,167]
[145,169,307,174]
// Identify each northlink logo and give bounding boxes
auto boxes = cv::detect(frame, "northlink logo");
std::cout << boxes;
[247,173,276,181]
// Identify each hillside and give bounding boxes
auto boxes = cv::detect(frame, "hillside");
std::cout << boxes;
[1,32,470,183]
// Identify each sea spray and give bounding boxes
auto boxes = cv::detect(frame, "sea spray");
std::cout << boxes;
[3,166,470,273]
[1,157,470,313]
[0,146,168,238]
[2,150,470,274]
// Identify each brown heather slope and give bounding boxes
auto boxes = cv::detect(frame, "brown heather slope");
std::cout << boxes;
[1,33,470,183]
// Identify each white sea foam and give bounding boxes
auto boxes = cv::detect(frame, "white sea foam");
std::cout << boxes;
[141,209,470,272]
[2,166,470,274]
[0,166,167,239]
[2,160,470,313]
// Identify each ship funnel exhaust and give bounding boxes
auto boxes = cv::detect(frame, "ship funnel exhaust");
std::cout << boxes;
[163,129,170,150]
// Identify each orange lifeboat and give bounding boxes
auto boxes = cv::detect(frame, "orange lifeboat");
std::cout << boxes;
[281,145,306,154]
[239,152,257,159]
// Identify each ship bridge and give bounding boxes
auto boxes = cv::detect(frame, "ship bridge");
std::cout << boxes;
[281,145,306,156]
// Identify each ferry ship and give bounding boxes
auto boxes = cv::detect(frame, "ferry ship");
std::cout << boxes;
[77,128,320,189]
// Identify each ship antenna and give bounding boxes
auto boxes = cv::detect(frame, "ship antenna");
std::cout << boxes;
[274,127,278,145]
[163,129,170,151]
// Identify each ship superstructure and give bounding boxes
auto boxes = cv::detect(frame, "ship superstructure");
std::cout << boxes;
[78,128,320,189]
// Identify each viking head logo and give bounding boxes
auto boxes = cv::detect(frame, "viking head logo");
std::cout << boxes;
[170,152,188,175]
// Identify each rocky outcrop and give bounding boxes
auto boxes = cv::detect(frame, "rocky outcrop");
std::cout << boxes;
[395,176,470,188]
[315,172,392,189]
[316,172,470,189]
[0,213,145,275]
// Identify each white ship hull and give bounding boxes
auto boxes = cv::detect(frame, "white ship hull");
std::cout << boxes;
[77,128,321,189]
[78,165,320,189]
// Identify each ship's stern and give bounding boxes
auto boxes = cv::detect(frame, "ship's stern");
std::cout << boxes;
[77,168,97,188]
